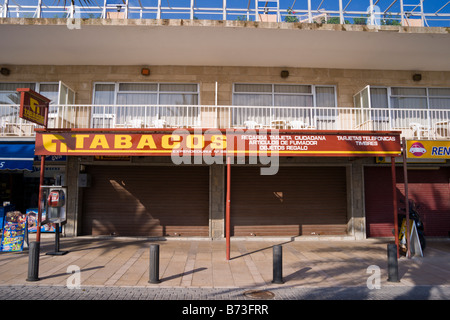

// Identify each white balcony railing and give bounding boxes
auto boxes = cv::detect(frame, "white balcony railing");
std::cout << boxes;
[1,104,449,140]
[1,0,449,27]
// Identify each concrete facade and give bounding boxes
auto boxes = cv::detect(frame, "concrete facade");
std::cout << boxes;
[2,16,449,240]
[1,18,449,70]
[3,65,450,107]
[3,64,450,239]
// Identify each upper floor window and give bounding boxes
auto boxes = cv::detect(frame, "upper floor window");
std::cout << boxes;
[233,83,336,108]
[355,86,450,110]
[232,84,336,129]
[0,83,35,104]
[354,86,450,132]
[92,82,200,128]
[0,82,74,105]
[426,88,450,110]
[93,82,199,105]
[0,82,59,105]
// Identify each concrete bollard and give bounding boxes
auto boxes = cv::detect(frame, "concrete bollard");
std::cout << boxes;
[387,243,399,282]
[149,244,161,284]
[272,245,284,284]
[26,241,40,282]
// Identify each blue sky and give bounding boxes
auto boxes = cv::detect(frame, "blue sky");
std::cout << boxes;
[2,0,449,26]
[2,0,448,11]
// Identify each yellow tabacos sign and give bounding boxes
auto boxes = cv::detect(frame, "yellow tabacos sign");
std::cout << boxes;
[407,140,450,159]
[34,130,401,157]
[17,88,50,127]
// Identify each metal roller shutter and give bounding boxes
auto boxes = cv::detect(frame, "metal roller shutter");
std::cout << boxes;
[364,167,450,237]
[230,166,348,236]
[81,165,209,237]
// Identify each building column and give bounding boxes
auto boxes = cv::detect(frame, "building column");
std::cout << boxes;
[209,164,225,239]
[65,156,79,237]
[348,159,366,240]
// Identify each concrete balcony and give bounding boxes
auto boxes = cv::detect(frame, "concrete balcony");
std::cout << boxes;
[1,104,449,140]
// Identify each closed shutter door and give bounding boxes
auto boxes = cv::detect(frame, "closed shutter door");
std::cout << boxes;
[81,166,209,237]
[230,166,348,236]
[364,167,395,237]
[364,167,450,237]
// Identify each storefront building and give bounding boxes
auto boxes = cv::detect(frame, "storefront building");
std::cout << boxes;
[1,3,450,240]
[33,128,401,240]
[0,138,65,213]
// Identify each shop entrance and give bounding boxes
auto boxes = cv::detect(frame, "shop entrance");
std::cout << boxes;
[81,165,210,237]
[230,166,348,236]
[365,166,450,237]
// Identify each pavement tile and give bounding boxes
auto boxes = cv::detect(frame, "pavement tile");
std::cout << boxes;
[0,234,449,293]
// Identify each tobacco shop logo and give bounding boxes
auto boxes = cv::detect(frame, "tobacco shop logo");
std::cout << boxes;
[409,142,427,157]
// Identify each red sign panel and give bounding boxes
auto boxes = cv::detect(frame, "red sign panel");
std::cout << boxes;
[35,130,401,157]
[17,88,50,127]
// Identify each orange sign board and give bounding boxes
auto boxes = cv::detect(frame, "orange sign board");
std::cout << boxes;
[17,88,50,127]
[35,130,402,157]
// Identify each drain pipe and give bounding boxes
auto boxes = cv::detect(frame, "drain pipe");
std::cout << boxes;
[226,156,231,261]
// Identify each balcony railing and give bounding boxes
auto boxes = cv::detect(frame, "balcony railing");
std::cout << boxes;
[1,104,449,140]
[1,0,449,27]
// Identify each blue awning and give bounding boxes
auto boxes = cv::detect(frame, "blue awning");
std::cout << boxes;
[0,142,35,171]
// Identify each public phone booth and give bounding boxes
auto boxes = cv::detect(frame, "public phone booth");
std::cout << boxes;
[41,186,68,255]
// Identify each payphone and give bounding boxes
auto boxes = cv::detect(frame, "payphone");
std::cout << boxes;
[41,186,68,255]
[46,189,66,223]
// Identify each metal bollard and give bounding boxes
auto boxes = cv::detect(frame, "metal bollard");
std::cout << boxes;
[149,244,161,284]
[26,241,40,282]
[46,223,68,256]
[272,245,284,284]
[387,243,399,282]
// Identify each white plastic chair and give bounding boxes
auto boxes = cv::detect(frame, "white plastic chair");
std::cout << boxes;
[244,120,262,129]
[289,120,306,129]
[270,120,286,129]
[153,119,167,128]
[127,119,143,128]
[410,122,432,139]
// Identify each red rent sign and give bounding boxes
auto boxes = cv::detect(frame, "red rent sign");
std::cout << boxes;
[17,88,50,128]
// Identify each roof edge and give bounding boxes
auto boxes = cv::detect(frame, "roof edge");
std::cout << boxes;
[1,17,449,35]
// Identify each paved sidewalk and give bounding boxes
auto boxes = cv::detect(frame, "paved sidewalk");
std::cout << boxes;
[0,284,449,300]
[0,235,449,300]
